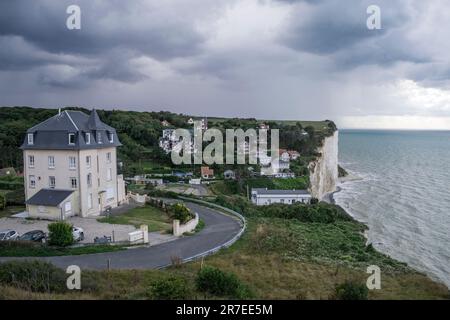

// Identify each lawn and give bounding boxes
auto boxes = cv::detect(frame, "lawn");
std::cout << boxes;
[0,205,25,218]
[0,241,125,257]
[97,205,172,232]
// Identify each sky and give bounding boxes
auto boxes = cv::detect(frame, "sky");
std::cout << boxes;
[1,0,450,129]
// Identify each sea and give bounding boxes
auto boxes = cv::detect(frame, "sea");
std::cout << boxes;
[334,129,450,288]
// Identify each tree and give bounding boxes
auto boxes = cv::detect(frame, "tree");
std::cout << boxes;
[0,193,6,210]
[48,221,74,247]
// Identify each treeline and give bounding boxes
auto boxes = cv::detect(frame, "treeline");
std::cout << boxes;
[0,106,337,174]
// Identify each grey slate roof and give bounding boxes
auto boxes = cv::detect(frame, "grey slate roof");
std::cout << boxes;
[26,189,74,206]
[252,188,310,195]
[21,109,122,150]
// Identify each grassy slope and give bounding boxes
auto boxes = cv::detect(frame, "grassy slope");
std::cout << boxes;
[1,216,448,299]
[0,242,124,257]
[97,205,172,232]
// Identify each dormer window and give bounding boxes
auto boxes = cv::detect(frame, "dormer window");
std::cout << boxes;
[68,133,75,145]
[108,132,114,143]
[85,133,91,144]
[97,132,102,144]
[28,133,34,145]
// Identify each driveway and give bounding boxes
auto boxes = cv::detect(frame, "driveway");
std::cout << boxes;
[0,216,136,243]
[0,203,243,270]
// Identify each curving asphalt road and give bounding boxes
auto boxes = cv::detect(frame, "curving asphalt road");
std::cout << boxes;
[0,203,243,270]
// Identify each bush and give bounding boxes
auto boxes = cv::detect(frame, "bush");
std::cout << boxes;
[48,221,74,247]
[335,281,369,300]
[5,188,25,205]
[0,260,66,293]
[150,276,191,299]
[170,203,193,224]
[196,266,252,299]
[0,193,6,210]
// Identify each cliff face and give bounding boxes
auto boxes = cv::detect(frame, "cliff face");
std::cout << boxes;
[309,130,339,200]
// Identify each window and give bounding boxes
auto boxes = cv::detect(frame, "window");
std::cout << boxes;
[108,132,114,143]
[68,133,75,145]
[69,156,76,169]
[88,193,93,209]
[97,132,102,144]
[280,199,285,204]
[48,156,55,168]
[28,155,35,168]
[29,175,36,188]
[87,173,92,187]
[70,177,77,189]
[49,176,56,188]
[106,187,114,201]
[107,168,112,181]
[64,202,72,214]
[85,132,91,144]
[107,152,111,163]
[86,155,91,168]
[27,133,34,145]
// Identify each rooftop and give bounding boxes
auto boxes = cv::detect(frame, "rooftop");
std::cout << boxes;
[26,189,74,206]
[252,188,310,195]
[21,109,122,150]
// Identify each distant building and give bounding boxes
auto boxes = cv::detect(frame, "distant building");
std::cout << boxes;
[161,120,171,127]
[0,167,16,177]
[201,166,214,179]
[189,178,201,185]
[126,175,163,186]
[258,123,270,130]
[224,170,235,180]
[21,109,126,220]
[251,188,311,206]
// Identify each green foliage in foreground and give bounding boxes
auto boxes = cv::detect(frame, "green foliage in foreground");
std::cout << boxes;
[335,281,369,300]
[48,221,74,247]
[150,276,192,299]
[0,241,124,257]
[196,266,253,299]
[0,260,67,293]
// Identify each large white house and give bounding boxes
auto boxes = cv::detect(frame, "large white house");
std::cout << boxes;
[251,188,311,206]
[21,109,127,220]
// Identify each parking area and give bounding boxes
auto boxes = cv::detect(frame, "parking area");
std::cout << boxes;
[0,216,136,244]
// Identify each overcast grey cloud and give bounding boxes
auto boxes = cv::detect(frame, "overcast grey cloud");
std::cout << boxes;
[0,0,450,129]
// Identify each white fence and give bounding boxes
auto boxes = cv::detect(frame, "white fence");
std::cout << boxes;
[128,192,147,204]
[173,212,199,236]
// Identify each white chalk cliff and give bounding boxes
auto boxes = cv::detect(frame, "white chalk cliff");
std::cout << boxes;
[308,130,339,200]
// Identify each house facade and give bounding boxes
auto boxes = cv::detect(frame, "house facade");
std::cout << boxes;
[21,109,126,220]
[251,188,311,206]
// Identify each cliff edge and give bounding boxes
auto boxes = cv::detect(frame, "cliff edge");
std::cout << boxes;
[309,130,339,200]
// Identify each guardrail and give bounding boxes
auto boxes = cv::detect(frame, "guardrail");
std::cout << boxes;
[161,196,247,267]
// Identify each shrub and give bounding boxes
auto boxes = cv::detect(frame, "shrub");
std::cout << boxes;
[196,266,252,299]
[150,276,191,299]
[0,260,66,293]
[5,189,25,205]
[48,221,74,247]
[334,281,369,300]
[170,203,193,224]
[0,193,6,210]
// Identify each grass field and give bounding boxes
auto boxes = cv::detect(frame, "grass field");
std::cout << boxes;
[1,215,448,300]
[0,241,125,257]
[97,205,172,232]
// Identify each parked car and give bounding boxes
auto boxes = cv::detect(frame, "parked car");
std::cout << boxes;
[72,227,85,242]
[0,229,20,241]
[19,230,47,243]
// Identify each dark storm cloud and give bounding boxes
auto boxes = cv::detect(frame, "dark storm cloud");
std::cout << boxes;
[0,0,449,128]
[280,0,424,67]
[0,0,204,59]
